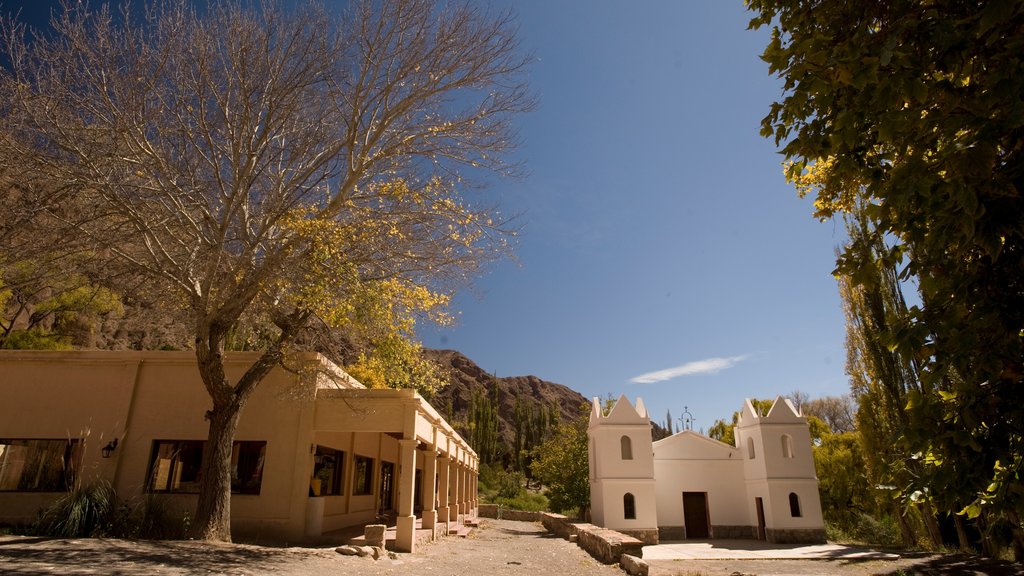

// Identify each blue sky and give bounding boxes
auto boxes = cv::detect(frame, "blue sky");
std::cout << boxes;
[5,1,850,430]
[420,1,851,428]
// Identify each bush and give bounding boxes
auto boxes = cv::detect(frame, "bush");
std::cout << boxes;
[35,481,115,537]
[493,491,548,512]
[826,513,903,548]
[495,470,525,499]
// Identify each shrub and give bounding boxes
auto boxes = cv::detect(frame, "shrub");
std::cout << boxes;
[35,481,115,537]
[493,491,548,512]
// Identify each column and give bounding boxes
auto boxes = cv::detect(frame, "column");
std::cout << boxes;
[395,439,418,553]
[470,461,478,514]
[421,449,438,531]
[437,453,450,527]
[449,453,460,522]
[460,461,468,516]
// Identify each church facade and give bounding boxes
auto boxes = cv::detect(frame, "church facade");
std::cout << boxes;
[588,395,825,545]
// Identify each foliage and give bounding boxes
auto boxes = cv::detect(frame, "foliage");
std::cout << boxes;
[0,260,123,349]
[0,0,530,541]
[34,481,116,538]
[749,0,1024,556]
[492,491,548,513]
[825,512,904,549]
[467,383,502,464]
[530,410,590,517]
[707,398,775,446]
[813,431,875,528]
[802,394,857,434]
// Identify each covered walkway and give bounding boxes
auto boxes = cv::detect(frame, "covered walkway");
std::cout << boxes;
[307,387,480,552]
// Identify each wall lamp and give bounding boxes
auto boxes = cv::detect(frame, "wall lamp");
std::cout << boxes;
[101,438,118,458]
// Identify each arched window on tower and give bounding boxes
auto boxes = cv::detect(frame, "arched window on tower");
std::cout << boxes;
[747,437,755,459]
[781,434,794,458]
[789,492,802,517]
[623,493,636,520]
[620,435,633,460]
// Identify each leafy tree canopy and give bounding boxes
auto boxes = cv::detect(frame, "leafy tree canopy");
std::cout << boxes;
[748,0,1024,540]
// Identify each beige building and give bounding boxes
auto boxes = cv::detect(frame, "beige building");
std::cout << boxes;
[0,350,478,551]
[588,395,825,545]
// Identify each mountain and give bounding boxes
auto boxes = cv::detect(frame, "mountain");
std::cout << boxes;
[424,349,590,466]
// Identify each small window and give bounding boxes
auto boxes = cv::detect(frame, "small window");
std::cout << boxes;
[231,441,266,495]
[620,435,633,460]
[147,440,265,494]
[313,446,345,496]
[0,439,82,491]
[747,437,755,459]
[353,455,374,495]
[623,492,636,520]
[789,492,802,517]
[781,434,794,459]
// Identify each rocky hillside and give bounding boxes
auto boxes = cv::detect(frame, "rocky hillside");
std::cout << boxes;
[424,349,590,465]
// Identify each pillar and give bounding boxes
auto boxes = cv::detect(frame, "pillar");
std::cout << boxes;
[395,439,418,553]
[437,453,450,526]
[421,449,438,531]
[449,452,460,521]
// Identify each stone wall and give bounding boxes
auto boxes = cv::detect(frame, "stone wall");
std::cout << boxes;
[540,512,572,539]
[712,525,757,539]
[571,523,644,564]
[766,527,827,544]
[658,526,685,541]
[477,504,542,522]
[480,505,643,565]
[618,528,659,545]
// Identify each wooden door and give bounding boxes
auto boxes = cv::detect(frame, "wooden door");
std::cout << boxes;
[682,492,710,539]
[755,497,766,540]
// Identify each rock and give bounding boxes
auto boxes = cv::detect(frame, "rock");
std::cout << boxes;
[620,554,649,576]
[364,524,387,548]
[356,546,375,557]
[335,545,359,556]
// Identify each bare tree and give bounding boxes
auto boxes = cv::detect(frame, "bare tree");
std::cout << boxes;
[0,0,531,541]
[801,394,856,434]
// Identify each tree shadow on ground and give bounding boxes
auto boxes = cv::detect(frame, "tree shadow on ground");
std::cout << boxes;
[0,537,307,576]
[885,552,1024,576]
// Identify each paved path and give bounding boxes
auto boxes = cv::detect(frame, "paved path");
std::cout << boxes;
[642,538,900,560]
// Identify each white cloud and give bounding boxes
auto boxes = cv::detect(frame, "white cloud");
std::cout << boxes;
[629,355,749,384]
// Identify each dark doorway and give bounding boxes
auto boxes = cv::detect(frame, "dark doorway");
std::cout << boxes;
[379,461,395,514]
[682,492,710,539]
[755,497,766,540]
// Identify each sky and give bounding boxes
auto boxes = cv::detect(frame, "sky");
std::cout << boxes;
[3,1,851,430]
[418,1,852,429]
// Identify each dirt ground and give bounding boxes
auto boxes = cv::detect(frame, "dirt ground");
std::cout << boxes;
[0,519,1021,576]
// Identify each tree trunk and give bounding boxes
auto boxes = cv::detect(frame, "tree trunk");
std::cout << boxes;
[190,399,243,541]
[1008,511,1024,563]
[895,504,917,548]
[952,509,972,553]
[919,502,944,549]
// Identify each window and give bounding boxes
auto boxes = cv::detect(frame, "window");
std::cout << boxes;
[0,439,81,491]
[353,455,374,495]
[623,492,636,520]
[789,492,802,517]
[231,442,266,494]
[747,437,755,459]
[620,435,633,460]
[147,440,265,494]
[313,446,345,496]
[781,434,794,458]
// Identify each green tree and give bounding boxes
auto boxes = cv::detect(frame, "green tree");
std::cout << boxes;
[531,410,590,517]
[707,398,775,446]
[0,0,530,541]
[749,0,1024,558]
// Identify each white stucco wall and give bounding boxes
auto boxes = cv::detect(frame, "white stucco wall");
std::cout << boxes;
[653,432,750,528]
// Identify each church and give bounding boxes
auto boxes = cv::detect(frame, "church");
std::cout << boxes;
[587,395,825,545]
